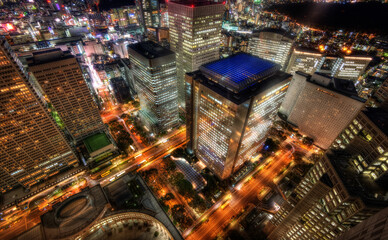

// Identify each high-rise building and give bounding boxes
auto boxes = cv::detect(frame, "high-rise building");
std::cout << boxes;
[248,28,294,70]
[269,150,388,240]
[336,207,388,240]
[0,39,78,192]
[168,0,225,106]
[285,47,324,75]
[334,55,372,82]
[110,8,133,28]
[110,77,131,104]
[136,0,161,30]
[374,77,388,111]
[279,72,365,149]
[120,58,137,96]
[186,53,291,179]
[83,40,104,58]
[27,49,106,142]
[113,39,130,59]
[286,49,371,82]
[316,55,342,77]
[331,107,388,181]
[129,41,179,133]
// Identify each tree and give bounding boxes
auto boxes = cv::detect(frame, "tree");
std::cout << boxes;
[170,172,184,185]
[189,195,206,212]
[262,138,279,153]
[162,192,175,201]
[202,173,218,198]
[171,204,192,228]
[176,179,194,197]
[293,151,304,164]
[285,144,293,151]
[120,113,130,119]
[133,101,140,108]
[165,158,177,172]
[302,136,314,146]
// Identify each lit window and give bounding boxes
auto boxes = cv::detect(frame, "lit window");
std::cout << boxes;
[377,146,384,154]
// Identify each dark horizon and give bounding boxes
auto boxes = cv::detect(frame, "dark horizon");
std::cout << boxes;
[267,2,388,35]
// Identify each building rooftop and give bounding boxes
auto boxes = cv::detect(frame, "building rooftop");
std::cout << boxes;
[252,28,295,40]
[128,41,174,59]
[199,53,281,93]
[83,132,111,154]
[362,107,388,136]
[27,48,73,66]
[40,185,108,239]
[189,69,291,105]
[297,71,366,103]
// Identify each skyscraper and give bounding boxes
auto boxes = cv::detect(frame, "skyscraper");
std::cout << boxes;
[248,28,294,70]
[136,0,161,30]
[0,39,78,192]
[129,41,179,133]
[110,77,131,104]
[374,77,388,111]
[27,49,106,142]
[279,72,365,149]
[186,53,291,179]
[336,207,388,240]
[285,47,324,75]
[269,150,388,240]
[168,0,224,106]
[334,55,372,82]
[331,107,388,181]
[286,48,371,82]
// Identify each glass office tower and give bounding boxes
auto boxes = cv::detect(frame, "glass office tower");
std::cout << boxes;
[248,28,294,70]
[168,0,224,107]
[186,53,291,179]
[129,41,179,133]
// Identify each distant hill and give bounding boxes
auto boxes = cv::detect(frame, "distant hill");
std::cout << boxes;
[267,3,388,35]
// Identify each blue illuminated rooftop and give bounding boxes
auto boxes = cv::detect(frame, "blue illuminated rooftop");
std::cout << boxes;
[200,53,280,93]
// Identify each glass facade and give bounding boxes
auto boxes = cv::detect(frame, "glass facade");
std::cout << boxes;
[236,83,289,168]
[168,1,224,106]
[186,54,291,179]
[331,109,388,180]
[335,56,372,81]
[286,49,323,75]
[270,153,385,240]
[136,0,160,29]
[129,42,179,133]
[248,31,294,70]
[196,88,239,178]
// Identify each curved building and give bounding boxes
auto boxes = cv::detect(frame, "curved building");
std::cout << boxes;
[76,211,175,240]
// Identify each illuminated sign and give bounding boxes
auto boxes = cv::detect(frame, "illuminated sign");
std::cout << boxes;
[222,23,238,31]
[2,23,15,31]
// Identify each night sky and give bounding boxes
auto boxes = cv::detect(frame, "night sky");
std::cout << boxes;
[267,3,388,34]
[99,0,136,10]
